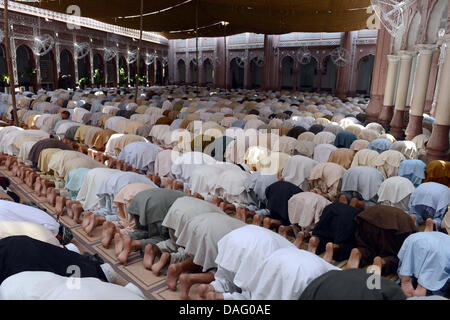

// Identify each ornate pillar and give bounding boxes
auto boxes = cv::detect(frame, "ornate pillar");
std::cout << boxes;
[115,46,119,87]
[335,31,356,98]
[262,35,280,91]
[243,50,251,89]
[378,55,400,126]
[405,44,436,140]
[55,38,61,76]
[214,37,225,88]
[390,51,415,138]
[73,38,79,85]
[292,62,300,92]
[34,27,42,90]
[89,43,94,87]
[316,66,323,92]
[424,49,440,113]
[366,26,391,122]
[10,25,18,86]
[427,35,450,161]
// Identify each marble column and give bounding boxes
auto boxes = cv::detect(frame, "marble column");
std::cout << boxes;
[427,36,450,161]
[390,51,415,139]
[335,31,355,99]
[378,55,400,126]
[365,26,391,122]
[262,35,280,91]
[424,49,440,113]
[405,45,436,140]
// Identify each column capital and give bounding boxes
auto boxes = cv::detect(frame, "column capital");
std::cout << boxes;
[387,55,400,63]
[398,50,416,60]
[415,44,437,54]
[443,36,450,50]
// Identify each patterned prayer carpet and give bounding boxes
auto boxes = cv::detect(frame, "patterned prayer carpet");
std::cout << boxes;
[0,167,185,300]
[0,166,399,300]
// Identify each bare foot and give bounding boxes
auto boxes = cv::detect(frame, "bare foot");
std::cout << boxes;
[82,211,94,230]
[410,214,417,226]
[47,188,59,206]
[212,196,222,207]
[338,194,348,204]
[101,222,116,248]
[278,225,293,238]
[55,196,66,216]
[400,276,415,298]
[142,244,159,270]
[114,233,124,256]
[85,215,105,237]
[425,218,434,232]
[66,200,74,218]
[349,197,359,208]
[72,203,84,224]
[193,192,204,200]
[346,248,361,269]
[165,178,174,189]
[414,284,427,297]
[152,175,161,187]
[151,252,170,276]
[220,202,235,213]
[179,273,194,300]
[294,231,305,248]
[252,214,264,226]
[235,207,244,221]
[371,256,384,275]
[206,291,224,300]
[307,236,320,254]
[198,284,214,300]
[117,234,133,265]
[323,242,338,264]
[166,263,183,291]
[263,217,281,229]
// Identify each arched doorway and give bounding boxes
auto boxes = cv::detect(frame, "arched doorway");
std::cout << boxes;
[139,58,146,86]
[230,57,244,89]
[177,59,186,84]
[203,58,213,85]
[250,57,263,89]
[39,50,56,90]
[93,53,104,87]
[16,44,36,91]
[155,60,163,85]
[356,55,375,95]
[163,63,169,86]
[280,56,294,90]
[118,56,127,87]
[321,55,337,92]
[189,59,198,84]
[298,57,318,92]
[148,62,155,86]
[106,57,116,87]
[77,54,90,88]
[129,61,137,86]
[0,45,6,90]
[59,49,74,89]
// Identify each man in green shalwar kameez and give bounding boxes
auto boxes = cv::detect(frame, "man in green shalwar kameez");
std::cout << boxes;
[114,188,185,265]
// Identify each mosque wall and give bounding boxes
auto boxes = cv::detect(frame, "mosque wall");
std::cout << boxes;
[169,31,377,96]
[0,8,169,91]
